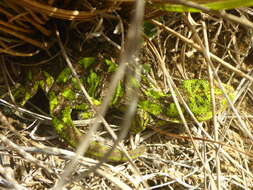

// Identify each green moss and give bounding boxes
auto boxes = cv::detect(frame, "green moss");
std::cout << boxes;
[166,103,181,117]
[78,57,96,69]
[74,103,94,119]
[144,89,166,99]
[42,71,54,92]
[56,68,71,83]
[130,109,150,134]
[87,71,101,97]
[196,112,213,121]
[49,92,58,112]
[51,117,78,148]
[71,77,82,90]
[61,106,73,125]
[129,76,140,89]
[52,117,64,133]
[74,103,89,110]
[182,80,211,118]
[105,59,117,73]
[61,89,76,100]
[111,82,124,105]
[91,98,101,105]
[79,112,93,119]
[142,64,151,73]
[138,100,163,115]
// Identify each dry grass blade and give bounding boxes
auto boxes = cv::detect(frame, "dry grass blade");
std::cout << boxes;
[0,0,51,55]
[0,111,54,174]
[150,19,253,82]
[0,164,27,189]
[153,0,253,29]
[8,0,112,20]
[0,25,47,49]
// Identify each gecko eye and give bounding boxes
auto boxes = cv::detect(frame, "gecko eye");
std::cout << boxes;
[72,109,82,120]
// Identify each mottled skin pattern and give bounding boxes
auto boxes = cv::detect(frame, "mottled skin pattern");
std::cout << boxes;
[12,57,235,162]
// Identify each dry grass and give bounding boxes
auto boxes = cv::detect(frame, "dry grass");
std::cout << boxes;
[0,1,253,190]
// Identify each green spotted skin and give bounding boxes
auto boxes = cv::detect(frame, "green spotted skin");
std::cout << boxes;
[162,79,235,123]
[12,57,235,162]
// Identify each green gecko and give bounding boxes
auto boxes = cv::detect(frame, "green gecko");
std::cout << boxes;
[11,57,235,162]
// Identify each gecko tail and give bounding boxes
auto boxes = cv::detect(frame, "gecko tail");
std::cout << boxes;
[85,141,145,162]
